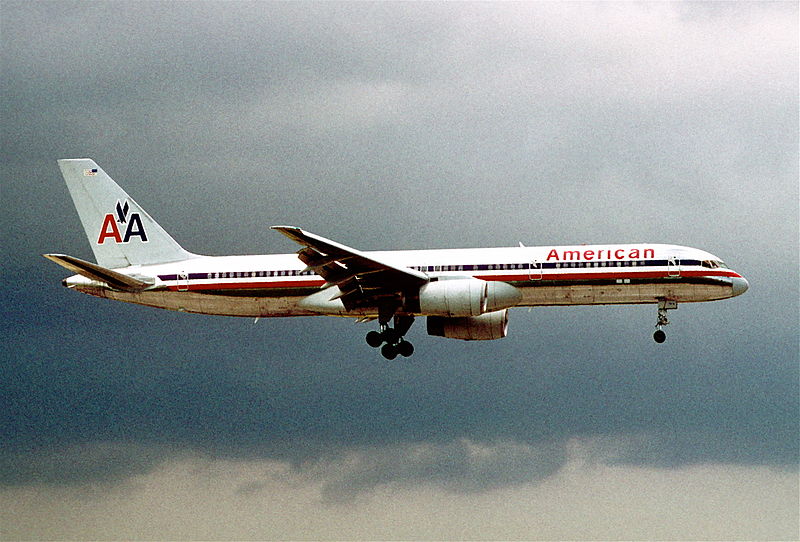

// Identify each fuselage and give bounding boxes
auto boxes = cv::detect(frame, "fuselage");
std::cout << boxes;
[48,158,751,355]
[64,243,748,318]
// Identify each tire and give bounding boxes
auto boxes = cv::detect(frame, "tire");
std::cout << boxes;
[397,340,414,358]
[653,329,666,343]
[366,330,383,348]
[381,343,398,360]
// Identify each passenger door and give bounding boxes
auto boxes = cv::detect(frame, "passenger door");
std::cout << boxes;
[528,260,543,281]
[667,257,680,278]
[177,271,189,291]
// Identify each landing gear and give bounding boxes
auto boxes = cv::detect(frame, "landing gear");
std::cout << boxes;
[366,314,415,359]
[653,299,677,343]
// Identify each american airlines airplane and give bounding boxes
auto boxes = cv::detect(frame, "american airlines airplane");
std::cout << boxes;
[45,159,749,359]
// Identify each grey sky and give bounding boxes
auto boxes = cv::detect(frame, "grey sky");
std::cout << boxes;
[1,1,798,539]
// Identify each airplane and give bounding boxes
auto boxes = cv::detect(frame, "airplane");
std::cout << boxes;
[45,159,749,359]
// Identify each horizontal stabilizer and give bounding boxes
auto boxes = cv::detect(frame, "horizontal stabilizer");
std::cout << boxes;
[43,254,153,292]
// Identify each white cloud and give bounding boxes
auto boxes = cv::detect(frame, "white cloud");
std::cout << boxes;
[2,439,796,540]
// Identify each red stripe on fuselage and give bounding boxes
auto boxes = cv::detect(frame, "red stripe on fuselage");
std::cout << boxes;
[164,269,740,292]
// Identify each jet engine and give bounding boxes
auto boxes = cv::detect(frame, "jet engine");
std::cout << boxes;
[426,309,509,340]
[416,278,520,317]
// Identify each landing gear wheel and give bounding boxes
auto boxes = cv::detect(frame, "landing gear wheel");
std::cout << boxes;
[397,340,414,358]
[366,330,383,348]
[381,343,398,360]
[653,329,666,343]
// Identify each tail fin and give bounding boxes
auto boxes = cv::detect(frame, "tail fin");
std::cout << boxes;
[57,159,196,268]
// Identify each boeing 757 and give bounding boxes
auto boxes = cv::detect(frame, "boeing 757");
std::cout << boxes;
[45,159,749,359]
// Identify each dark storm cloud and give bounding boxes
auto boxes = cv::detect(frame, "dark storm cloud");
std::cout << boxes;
[1,1,797,498]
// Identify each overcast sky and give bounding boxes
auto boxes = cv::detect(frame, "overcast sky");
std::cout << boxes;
[1,2,798,540]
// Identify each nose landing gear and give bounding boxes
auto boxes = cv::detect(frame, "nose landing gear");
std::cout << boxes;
[653,299,677,343]
[366,314,415,359]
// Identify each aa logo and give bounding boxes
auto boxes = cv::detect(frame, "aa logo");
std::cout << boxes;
[97,200,148,244]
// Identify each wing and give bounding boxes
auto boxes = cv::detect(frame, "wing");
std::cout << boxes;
[271,226,428,311]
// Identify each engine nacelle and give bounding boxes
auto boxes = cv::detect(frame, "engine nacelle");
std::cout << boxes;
[427,309,509,341]
[417,278,520,317]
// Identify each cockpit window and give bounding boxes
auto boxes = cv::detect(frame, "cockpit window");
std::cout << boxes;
[701,260,728,269]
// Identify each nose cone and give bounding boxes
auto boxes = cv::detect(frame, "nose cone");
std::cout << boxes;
[731,276,749,297]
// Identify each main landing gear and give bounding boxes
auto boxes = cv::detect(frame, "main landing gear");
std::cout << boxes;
[366,314,415,359]
[653,299,677,343]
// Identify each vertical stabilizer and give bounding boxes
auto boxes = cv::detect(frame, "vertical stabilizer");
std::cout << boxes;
[57,159,196,268]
